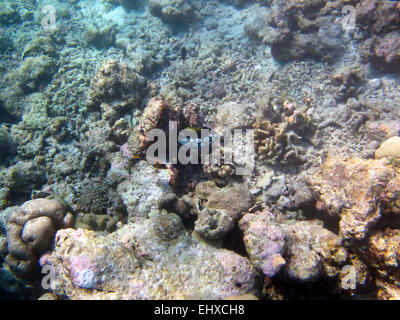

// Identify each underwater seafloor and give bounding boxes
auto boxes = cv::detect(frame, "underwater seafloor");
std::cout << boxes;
[1,0,400,300]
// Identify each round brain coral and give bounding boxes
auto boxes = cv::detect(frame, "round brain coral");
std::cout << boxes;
[5,198,74,280]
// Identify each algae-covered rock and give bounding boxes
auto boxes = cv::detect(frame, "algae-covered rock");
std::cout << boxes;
[120,0,146,11]
[86,59,146,111]
[21,37,58,59]
[21,93,49,130]
[0,34,13,54]
[75,213,118,233]
[83,23,117,49]
[367,228,400,300]
[0,161,47,197]
[190,182,252,241]
[309,155,400,241]
[0,2,21,25]
[0,128,12,162]
[5,56,57,94]
[148,0,198,24]
[42,213,256,299]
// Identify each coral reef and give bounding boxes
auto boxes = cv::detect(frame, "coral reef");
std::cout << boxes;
[1,0,400,300]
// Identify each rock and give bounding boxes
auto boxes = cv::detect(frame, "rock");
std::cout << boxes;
[240,211,347,282]
[0,2,20,25]
[75,213,118,233]
[224,293,259,300]
[42,214,257,299]
[0,161,47,198]
[148,0,197,25]
[191,182,252,241]
[371,31,400,73]
[0,34,13,54]
[375,136,400,159]
[214,102,255,131]
[117,161,173,222]
[246,0,346,63]
[86,59,146,112]
[256,170,274,190]
[0,128,12,162]
[127,97,184,158]
[12,56,57,94]
[367,228,400,300]
[120,0,146,11]
[21,37,58,59]
[309,155,400,240]
[83,23,117,49]
[283,220,347,281]
[239,212,286,278]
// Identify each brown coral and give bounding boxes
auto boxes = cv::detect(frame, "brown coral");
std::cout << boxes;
[253,101,313,165]
[5,198,74,279]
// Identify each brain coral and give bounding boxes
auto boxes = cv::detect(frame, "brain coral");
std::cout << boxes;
[5,198,74,279]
